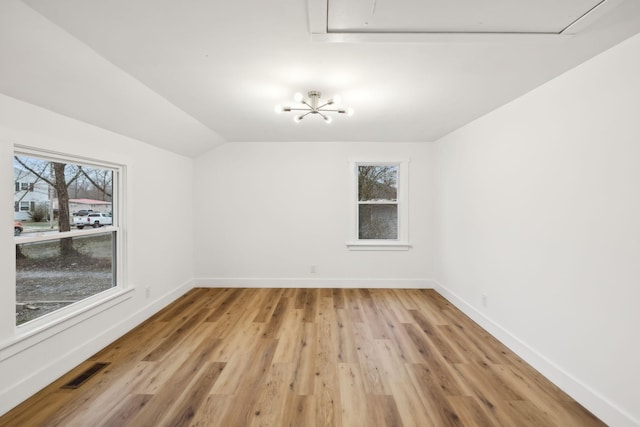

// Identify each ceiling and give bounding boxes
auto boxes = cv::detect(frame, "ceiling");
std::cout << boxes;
[1,0,639,157]
[326,0,605,33]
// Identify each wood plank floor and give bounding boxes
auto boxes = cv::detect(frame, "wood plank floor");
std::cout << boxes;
[0,288,605,427]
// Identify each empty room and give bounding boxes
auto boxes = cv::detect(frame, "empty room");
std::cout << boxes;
[1,0,639,426]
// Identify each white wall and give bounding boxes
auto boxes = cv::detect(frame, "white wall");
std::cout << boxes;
[0,94,195,416]
[435,33,640,426]
[194,141,435,287]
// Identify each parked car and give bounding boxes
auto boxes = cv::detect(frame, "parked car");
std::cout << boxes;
[73,209,94,216]
[74,212,113,229]
[14,221,23,236]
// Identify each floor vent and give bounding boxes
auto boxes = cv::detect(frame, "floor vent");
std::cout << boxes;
[62,362,110,389]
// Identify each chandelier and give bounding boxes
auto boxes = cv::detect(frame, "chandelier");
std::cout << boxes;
[276,91,353,123]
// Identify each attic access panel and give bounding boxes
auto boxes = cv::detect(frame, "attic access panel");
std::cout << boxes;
[326,0,606,34]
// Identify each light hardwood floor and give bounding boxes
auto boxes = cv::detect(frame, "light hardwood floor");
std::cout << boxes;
[0,288,605,427]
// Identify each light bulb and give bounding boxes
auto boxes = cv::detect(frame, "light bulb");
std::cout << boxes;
[294,92,303,102]
[274,105,283,114]
[346,107,354,116]
[324,116,333,124]
[333,94,342,105]
[294,115,303,123]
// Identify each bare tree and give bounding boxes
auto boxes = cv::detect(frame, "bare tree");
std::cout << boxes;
[358,165,397,201]
[79,167,112,200]
[14,157,82,256]
[52,163,76,255]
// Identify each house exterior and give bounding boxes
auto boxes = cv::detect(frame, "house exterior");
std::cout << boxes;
[66,198,112,215]
[13,167,50,221]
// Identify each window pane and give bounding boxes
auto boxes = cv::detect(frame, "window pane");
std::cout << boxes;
[359,204,398,239]
[16,232,116,325]
[358,165,397,201]
[14,155,113,227]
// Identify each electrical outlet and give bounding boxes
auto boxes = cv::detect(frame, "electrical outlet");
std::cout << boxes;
[310,265,317,274]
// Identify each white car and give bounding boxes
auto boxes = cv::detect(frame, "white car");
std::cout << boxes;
[74,212,113,229]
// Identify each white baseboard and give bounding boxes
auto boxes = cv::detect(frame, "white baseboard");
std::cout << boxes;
[193,277,436,289]
[0,279,193,417]
[434,281,639,427]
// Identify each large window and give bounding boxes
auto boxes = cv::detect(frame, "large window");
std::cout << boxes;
[13,150,122,326]
[348,160,410,250]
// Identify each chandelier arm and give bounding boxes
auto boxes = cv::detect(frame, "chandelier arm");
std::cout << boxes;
[288,107,313,111]
[299,111,314,119]
[316,111,329,120]
[300,100,314,109]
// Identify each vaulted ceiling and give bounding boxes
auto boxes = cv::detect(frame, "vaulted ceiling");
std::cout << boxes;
[1,0,639,157]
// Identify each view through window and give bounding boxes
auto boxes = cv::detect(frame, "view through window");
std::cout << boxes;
[14,152,119,326]
[358,165,399,240]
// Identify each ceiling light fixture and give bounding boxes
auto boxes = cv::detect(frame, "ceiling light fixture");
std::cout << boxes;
[276,91,353,123]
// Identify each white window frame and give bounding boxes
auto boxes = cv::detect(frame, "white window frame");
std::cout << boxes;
[347,159,410,251]
[13,146,130,337]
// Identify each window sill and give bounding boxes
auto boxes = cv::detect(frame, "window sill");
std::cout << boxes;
[0,288,134,363]
[346,241,411,251]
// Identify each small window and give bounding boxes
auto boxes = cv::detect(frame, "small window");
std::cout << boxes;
[348,160,410,250]
[20,182,29,190]
[19,201,30,211]
[358,165,398,239]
